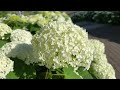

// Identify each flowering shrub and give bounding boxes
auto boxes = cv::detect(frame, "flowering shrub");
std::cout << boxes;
[89,39,116,79]
[0,11,116,79]
[0,11,72,34]
[32,21,92,70]
[1,42,34,64]
[0,50,14,79]
[0,23,12,40]
[31,21,116,79]
[90,61,116,79]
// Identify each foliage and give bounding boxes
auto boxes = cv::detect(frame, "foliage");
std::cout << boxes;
[0,11,72,35]
[0,11,116,79]
[6,58,36,79]
[71,11,120,25]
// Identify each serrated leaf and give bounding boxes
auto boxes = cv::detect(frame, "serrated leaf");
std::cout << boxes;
[63,66,82,79]
[77,67,94,79]
[7,58,36,79]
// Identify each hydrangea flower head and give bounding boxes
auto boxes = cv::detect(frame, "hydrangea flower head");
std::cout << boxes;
[89,39,116,79]
[32,21,93,70]
[0,50,14,79]
[1,41,37,65]
[10,29,32,43]
[0,23,12,39]
[90,60,116,79]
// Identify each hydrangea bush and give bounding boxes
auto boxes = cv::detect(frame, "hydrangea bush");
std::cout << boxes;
[0,11,116,79]
[89,39,116,79]
[32,21,91,70]
[0,11,72,34]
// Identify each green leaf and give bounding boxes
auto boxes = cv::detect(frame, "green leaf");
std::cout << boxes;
[0,40,8,48]
[6,58,36,79]
[77,67,94,79]
[63,66,82,79]
[6,72,19,79]
[52,74,65,79]
[50,68,65,79]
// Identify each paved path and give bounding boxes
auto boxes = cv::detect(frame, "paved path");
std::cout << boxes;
[75,21,120,79]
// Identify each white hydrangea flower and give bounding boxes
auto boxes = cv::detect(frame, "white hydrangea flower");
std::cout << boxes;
[90,39,105,53]
[37,17,49,27]
[32,21,93,70]
[10,29,32,43]
[7,14,17,17]
[0,17,7,23]
[53,15,66,22]
[89,39,116,79]
[89,39,106,63]
[0,23,12,39]
[51,12,72,23]
[56,15,72,23]
[90,61,116,79]
[61,12,73,21]
[0,50,14,79]
[27,12,72,26]
[20,15,29,23]
[27,14,44,24]
[1,12,72,29]
[1,41,37,65]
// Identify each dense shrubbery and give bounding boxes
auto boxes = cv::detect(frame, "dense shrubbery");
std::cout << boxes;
[0,11,72,34]
[71,11,120,25]
[0,11,116,79]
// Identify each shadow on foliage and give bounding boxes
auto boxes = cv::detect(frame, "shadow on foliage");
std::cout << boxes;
[9,58,36,79]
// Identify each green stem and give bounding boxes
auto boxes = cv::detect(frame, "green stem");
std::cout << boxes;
[52,74,65,79]
[35,66,48,79]
[88,70,97,79]
[45,69,48,79]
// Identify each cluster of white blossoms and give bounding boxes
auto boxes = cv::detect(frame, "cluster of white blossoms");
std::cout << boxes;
[32,21,93,70]
[89,39,116,79]
[52,12,72,23]
[0,12,116,79]
[27,12,72,26]
[1,14,29,25]
[90,60,116,79]
[0,23,12,39]
[0,11,72,32]
[10,29,32,43]
[0,11,72,27]
[27,14,44,24]
[1,41,37,65]
[89,39,106,62]
[1,29,36,65]
[0,50,14,79]
[1,27,39,65]
[18,15,29,23]
[31,21,116,79]
[0,27,36,66]
[0,17,6,23]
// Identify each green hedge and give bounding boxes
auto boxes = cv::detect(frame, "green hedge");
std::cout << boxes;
[71,11,120,25]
